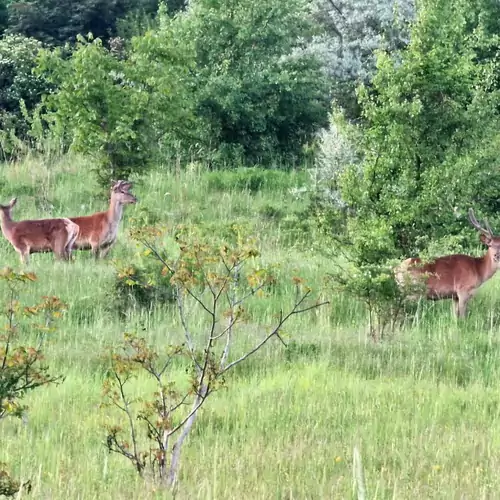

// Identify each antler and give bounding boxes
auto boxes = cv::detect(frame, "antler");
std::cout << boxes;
[468,208,493,237]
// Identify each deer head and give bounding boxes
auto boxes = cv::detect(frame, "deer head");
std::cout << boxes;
[111,180,137,205]
[468,208,500,263]
[0,198,17,220]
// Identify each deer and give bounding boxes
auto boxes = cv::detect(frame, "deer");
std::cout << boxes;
[395,208,500,318]
[68,180,137,259]
[0,198,79,265]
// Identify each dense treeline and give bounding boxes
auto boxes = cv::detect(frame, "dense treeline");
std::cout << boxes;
[0,0,414,172]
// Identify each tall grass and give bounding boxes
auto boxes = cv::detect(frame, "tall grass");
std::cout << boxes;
[1,154,500,498]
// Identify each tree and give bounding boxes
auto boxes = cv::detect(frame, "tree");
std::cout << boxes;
[35,8,195,187]
[337,0,500,259]
[0,268,65,496]
[314,0,500,333]
[103,225,328,487]
[183,0,331,166]
[310,0,415,118]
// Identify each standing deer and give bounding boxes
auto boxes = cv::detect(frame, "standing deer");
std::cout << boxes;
[0,198,79,264]
[68,180,137,259]
[395,208,500,317]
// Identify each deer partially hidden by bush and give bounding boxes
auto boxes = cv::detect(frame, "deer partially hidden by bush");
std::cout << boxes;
[0,198,79,264]
[395,209,500,317]
[68,180,137,259]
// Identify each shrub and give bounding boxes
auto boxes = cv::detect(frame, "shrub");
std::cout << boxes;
[0,34,50,159]
[183,0,331,167]
[112,259,176,318]
[34,9,195,187]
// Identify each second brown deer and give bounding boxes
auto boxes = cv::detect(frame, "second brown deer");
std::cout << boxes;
[0,198,80,264]
[395,208,500,317]
[68,180,137,259]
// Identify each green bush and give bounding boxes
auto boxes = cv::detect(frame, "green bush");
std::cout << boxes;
[0,34,50,158]
[112,259,176,318]
[184,0,331,167]
[34,10,195,187]
[314,0,500,336]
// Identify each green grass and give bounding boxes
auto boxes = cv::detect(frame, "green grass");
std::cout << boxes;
[1,154,500,498]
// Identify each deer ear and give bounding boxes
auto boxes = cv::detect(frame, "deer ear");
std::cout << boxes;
[480,233,492,246]
[9,198,17,208]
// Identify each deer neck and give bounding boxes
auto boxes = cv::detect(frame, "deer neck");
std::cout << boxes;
[107,197,124,225]
[0,212,14,236]
[479,251,498,283]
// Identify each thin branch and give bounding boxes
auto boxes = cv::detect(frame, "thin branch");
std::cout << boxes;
[168,391,191,414]
[220,294,328,375]
[167,386,208,487]
[166,387,208,438]
[292,301,330,315]
[139,414,163,442]
[232,281,269,307]
[114,370,141,469]
[210,314,239,341]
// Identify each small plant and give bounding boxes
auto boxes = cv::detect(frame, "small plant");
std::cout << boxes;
[101,226,328,489]
[112,260,176,318]
[0,268,65,496]
[318,215,423,340]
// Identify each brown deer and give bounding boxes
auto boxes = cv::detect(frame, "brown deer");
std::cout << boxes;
[395,208,500,317]
[68,180,137,259]
[0,198,79,265]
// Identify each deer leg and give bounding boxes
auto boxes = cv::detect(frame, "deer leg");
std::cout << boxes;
[53,238,68,261]
[98,243,113,259]
[64,230,78,261]
[456,291,471,318]
[17,250,29,266]
[90,242,101,260]
[15,243,30,265]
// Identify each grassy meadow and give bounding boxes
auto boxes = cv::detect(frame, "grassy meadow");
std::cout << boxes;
[2,155,500,499]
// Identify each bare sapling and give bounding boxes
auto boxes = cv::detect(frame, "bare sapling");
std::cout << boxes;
[395,208,500,317]
[102,226,329,489]
[68,180,137,259]
[0,198,79,265]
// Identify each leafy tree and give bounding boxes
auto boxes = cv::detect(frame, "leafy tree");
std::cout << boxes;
[338,0,500,259]
[315,0,500,333]
[311,0,415,118]
[35,9,195,186]
[183,0,331,166]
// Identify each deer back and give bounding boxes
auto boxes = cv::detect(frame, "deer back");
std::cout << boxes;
[70,211,109,248]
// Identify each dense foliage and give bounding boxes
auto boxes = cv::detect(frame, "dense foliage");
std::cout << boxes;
[337,0,500,260]
[186,0,331,166]
[35,10,195,185]
[0,34,49,157]
[29,0,331,181]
